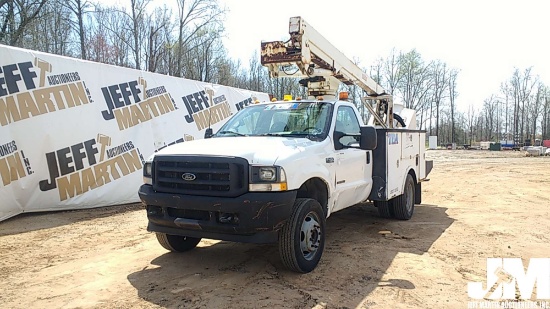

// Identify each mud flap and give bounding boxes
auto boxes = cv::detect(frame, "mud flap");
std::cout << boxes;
[415,182,422,204]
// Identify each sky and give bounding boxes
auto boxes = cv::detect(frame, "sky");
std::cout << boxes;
[216,0,550,111]
[98,0,550,112]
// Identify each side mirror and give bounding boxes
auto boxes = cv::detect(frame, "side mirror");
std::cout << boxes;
[359,126,377,150]
[204,128,213,139]
[333,131,345,150]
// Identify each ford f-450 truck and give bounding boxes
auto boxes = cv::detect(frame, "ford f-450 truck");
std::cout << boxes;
[138,17,432,273]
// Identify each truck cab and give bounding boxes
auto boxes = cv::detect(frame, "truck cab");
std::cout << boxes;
[139,99,380,272]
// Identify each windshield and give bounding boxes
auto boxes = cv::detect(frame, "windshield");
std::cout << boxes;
[215,102,332,140]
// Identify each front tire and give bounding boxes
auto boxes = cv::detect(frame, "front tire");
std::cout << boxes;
[391,174,415,220]
[279,198,326,273]
[155,233,201,252]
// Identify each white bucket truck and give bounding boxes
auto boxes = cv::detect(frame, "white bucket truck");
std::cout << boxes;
[139,17,432,273]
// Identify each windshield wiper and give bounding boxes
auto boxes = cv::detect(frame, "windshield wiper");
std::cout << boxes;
[216,130,247,136]
[260,132,314,138]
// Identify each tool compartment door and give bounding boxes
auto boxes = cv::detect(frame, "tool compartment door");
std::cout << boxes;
[386,132,403,199]
[401,131,417,160]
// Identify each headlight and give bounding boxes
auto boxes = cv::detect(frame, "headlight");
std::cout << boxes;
[143,161,152,185]
[249,166,287,191]
[259,167,276,181]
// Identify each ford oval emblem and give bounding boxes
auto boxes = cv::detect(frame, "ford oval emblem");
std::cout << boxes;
[181,173,196,181]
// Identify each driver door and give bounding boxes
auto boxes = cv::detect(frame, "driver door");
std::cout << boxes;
[332,106,372,212]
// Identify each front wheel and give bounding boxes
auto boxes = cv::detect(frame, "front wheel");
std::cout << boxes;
[155,233,201,252]
[278,198,326,273]
[391,174,415,220]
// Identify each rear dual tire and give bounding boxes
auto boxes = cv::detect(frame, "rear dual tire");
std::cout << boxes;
[374,200,393,218]
[392,174,415,220]
[375,174,415,220]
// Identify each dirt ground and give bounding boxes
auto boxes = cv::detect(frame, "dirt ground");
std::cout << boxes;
[1,150,549,309]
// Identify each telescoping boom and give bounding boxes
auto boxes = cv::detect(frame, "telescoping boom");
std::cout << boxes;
[261,16,410,129]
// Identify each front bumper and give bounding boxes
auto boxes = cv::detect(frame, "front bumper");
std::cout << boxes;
[138,185,297,243]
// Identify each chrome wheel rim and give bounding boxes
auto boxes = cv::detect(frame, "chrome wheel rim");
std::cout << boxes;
[300,211,322,260]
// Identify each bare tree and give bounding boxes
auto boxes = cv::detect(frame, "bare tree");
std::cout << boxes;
[174,0,225,77]
[65,0,91,59]
[448,68,459,142]
[90,1,149,69]
[128,0,150,69]
[467,104,476,144]
[0,0,48,45]
[483,95,498,141]
[368,57,383,85]
[144,6,173,73]
[86,5,116,64]
[542,88,550,140]
[510,67,537,144]
[17,0,66,54]
[91,5,132,66]
[381,48,403,95]
[429,61,448,138]
[529,82,544,142]
[216,57,241,87]
[397,49,433,110]
[499,81,512,141]
[187,26,229,82]
[247,50,268,92]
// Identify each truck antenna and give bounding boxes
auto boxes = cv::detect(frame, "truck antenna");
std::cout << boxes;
[204,86,215,138]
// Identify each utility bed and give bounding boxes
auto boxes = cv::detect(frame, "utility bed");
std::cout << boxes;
[370,129,432,203]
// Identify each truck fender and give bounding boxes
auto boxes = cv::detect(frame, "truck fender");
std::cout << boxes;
[285,166,334,197]
[289,172,334,217]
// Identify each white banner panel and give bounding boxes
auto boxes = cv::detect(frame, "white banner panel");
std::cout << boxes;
[0,45,269,221]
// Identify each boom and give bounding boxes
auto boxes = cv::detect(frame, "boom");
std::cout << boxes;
[261,16,409,129]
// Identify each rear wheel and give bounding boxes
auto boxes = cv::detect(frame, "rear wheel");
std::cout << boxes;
[391,174,415,220]
[374,200,393,218]
[279,198,326,273]
[155,233,201,252]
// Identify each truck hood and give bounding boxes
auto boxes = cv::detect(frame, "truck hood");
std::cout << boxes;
[154,136,319,165]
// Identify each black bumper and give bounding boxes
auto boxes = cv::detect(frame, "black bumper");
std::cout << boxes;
[138,185,297,243]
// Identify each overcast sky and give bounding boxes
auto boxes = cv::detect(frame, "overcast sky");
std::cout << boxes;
[217,0,549,111]
[99,0,549,112]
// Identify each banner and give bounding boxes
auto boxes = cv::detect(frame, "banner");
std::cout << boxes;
[0,45,269,221]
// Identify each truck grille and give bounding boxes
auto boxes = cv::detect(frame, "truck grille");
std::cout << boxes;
[152,155,248,197]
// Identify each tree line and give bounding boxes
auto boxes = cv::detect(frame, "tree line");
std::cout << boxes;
[2,0,548,145]
[358,50,549,146]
